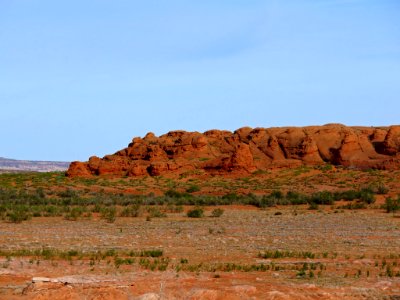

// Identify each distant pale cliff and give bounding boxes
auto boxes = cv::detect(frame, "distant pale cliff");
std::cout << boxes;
[67,124,400,177]
[0,157,70,173]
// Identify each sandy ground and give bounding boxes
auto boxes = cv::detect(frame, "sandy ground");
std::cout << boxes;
[1,207,400,299]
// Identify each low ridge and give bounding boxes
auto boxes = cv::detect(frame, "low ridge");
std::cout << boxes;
[0,157,70,173]
[67,124,400,177]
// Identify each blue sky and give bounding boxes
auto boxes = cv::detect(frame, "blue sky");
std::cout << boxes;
[1,0,399,161]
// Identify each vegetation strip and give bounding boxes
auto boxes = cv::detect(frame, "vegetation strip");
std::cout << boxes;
[1,182,398,223]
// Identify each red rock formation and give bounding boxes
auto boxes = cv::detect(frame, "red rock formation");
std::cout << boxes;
[66,125,400,177]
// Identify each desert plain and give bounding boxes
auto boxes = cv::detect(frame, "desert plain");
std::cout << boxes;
[0,167,399,299]
[1,125,400,299]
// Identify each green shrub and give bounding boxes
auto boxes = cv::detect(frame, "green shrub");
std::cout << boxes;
[186,185,200,193]
[360,190,375,204]
[187,208,204,218]
[165,189,187,198]
[310,191,334,205]
[259,196,276,207]
[67,250,79,257]
[222,193,240,201]
[308,202,319,210]
[286,192,308,205]
[334,190,360,201]
[32,211,41,217]
[128,249,163,258]
[270,190,283,199]
[340,202,366,209]
[180,258,189,264]
[7,209,31,223]
[140,249,163,257]
[44,205,62,217]
[64,207,84,221]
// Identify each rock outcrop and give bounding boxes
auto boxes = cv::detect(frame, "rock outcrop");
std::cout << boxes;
[67,124,400,177]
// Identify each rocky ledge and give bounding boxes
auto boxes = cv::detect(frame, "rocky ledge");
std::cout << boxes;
[67,124,400,177]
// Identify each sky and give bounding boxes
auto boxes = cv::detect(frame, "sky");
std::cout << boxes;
[1,0,399,161]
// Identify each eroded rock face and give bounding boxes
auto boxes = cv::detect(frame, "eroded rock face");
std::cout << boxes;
[66,125,400,177]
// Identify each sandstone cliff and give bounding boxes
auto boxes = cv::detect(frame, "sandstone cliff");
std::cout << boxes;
[67,124,400,177]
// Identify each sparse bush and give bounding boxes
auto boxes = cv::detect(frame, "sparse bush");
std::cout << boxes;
[222,193,240,202]
[259,250,316,259]
[335,190,358,201]
[58,189,78,198]
[35,187,46,199]
[340,202,366,209]
[165,204,184,213]
[104,249,116,257]
[120,204,142,217]
[320,164,333,172]
[375,183,389,195]
[384,197,400,214]
[129,249,163,258]
[308,202,319,210]
[101,207,116,223]
[148,207,167,218]
[296,269,306,278]
[211,208,224,218]
[91,203,101,213]
[64,207,84,221]
[258,196,277,207]
[141,249,163,257]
